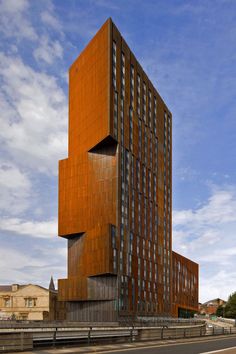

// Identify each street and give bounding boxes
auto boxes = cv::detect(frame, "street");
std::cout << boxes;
[96,336,236,354]
[13,335,236,354]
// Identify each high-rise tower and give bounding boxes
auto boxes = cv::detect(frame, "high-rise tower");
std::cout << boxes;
[58,18,198,321]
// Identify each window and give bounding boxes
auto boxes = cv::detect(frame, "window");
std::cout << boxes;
[136,159,140,190]
[144,127,148,165]
[144,197,147,238]
[112,41,117,88]
[142,165,146,194]
[121,52,125,98]
[142,238,145,258]
[153,96,157,136]
[148,170,152,199]
[114,91,118,139]
[25,298,36,307]
[148,89,152,129]
[4,297,11,307]
[137,74,141,116]
[149,201,153,239]
[137,236,140,255]
[153,174,157,202]
[113,248,117,272]
[111,225,116,248]
[143,82,146,123]
[120,98,124,145]
[144,260,147,279]
[129,232,133,254]
[149,133,153,168]
[154,138,158,172]
[138,119,142,160]
[129,107,133,151]
[130,65,134,107]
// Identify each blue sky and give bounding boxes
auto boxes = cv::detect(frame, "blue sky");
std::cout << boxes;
[0,0,236,303]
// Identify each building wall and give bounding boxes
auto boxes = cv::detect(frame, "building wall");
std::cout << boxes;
[58,18,198,321]
[199,298,226,315]
[0,285,51,320]
[111,20,172,317]
[172,252,199,317]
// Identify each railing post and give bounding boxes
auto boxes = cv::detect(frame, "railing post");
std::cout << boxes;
[212,326,214,336]
[230,327,232,335]
[222,327,224,335]
[161,326,164,340]
[53,327,57,348]
[88,326,92,345]
[130,326,134,342]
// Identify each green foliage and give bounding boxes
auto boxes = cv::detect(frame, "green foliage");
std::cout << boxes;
[225,292,236,318]
[216,305,223,317]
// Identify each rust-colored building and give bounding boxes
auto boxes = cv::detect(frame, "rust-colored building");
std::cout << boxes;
[58,18,198,321]
[172,252,199,317]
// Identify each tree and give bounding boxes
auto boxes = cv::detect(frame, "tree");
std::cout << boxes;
[216,305,223,317]
[225,292,236,318]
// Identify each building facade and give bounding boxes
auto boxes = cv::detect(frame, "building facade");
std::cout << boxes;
[0,284,52,320]
[58,18,198,321]
[199,298,226,316]
[172,251,199,317]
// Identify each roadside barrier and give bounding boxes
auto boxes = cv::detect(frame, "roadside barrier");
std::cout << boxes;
[0,322,236,352]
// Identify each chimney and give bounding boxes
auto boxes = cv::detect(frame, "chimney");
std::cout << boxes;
[12,284,19,291]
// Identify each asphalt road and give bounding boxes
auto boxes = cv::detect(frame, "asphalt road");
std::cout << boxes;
[97,336,236,354]
[11,335,236,354]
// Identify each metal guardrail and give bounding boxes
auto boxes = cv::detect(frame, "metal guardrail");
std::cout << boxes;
[1,324,236,353]
[206,326,236,336]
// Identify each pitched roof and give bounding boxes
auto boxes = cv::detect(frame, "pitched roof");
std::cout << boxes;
[0,284,49,293]
[203,298,226,305]
[0,285,12,292]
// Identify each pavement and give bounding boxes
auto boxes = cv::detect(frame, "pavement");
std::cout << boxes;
[10,334,236,354]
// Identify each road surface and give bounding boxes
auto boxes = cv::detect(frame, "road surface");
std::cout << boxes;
[14,335,236,354]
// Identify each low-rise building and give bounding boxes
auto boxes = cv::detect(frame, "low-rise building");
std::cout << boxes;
[199,298,226,315]
[0,279,64,321]
[172,251,199,317]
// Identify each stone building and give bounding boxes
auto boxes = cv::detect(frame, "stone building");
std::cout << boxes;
[0,280,61,321]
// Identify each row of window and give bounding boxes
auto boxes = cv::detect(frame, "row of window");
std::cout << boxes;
[162,112,171,304]
[2,297,37,308]
[112,40,159,140]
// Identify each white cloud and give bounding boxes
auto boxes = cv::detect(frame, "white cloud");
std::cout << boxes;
[33,35,63,64]
[0,161,31,215]
[0,244,66,286]
[200,270,236,303]
[0,52,67,174]
[41,10,62,32]
[0,0,38,41]
[173,184,236,302]
[0,217,57,238]
[173,186,236,227]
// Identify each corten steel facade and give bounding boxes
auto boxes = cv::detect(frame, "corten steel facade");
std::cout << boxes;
[58,18,198,321]
[172,252,199,317]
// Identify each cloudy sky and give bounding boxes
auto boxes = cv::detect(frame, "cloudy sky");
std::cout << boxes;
[0,0,236,304]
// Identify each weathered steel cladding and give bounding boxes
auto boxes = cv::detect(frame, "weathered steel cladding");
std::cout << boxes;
[58,18,199,320]
[172,251,199,316]
[111,21,172,316]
